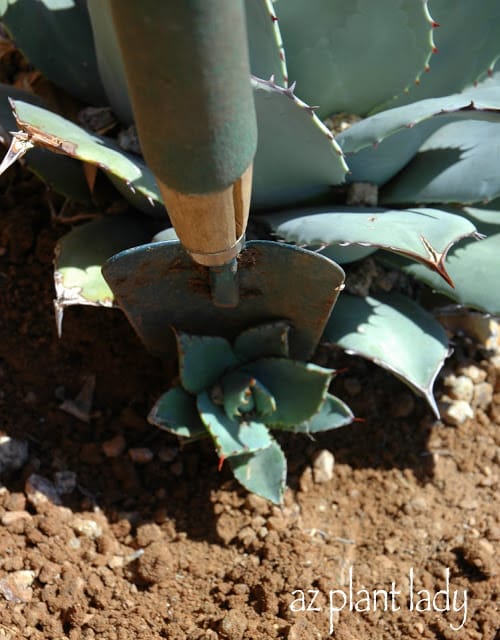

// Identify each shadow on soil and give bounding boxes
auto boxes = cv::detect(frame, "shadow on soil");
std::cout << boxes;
[0,174,436,544]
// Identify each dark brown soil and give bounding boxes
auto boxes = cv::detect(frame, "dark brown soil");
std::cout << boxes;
[0,167,498,640]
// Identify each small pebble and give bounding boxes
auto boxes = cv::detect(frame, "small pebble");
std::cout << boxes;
[158,446,178,462]
[299,467,313,493]
[444,374,474,403]
[267,515,287,532]
[102,434,126,458]
[478,539,495,555]
[72,517,102,539]
[403,496,428,514]
[460,497,479,510]
[312,450,335,484]
[135,523,162,547]
[59,375,95,423]
[490,354,500,374]
[25,474,62,507]
[54,470,77,494]
[108,555,125,569]
[486,526,500,541]
[5,492,26,511]
[460,539,496,576]
[250,516,266,533]
[346,182,378,207]
[287,618,322,640]
[233,583,249,595]
[128,447,154,464]
[438,313,499,351]
[245,493,270,515]
[458,365,487,384]
[0,434,29,473]
[118,124,141,154]
[472,381,493,409]
[219,608,248,640]
[0,570,36,603]
[440,400,474,426]
[384,537,398,554]
[1,510,32,526]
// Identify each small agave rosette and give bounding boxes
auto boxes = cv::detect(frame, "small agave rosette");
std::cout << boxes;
[149,321,353,502]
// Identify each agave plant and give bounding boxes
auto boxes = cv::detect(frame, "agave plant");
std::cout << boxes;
[149,321,352,502]
[0,0,500,499]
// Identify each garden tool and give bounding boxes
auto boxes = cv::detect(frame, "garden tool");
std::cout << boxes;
[102,0,345,360]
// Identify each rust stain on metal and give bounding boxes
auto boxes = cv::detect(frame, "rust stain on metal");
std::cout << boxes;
[237,247,260,269]
[188,276,210,297]
[165,257,190,273]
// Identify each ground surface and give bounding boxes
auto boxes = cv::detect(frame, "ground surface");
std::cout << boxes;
[0,169,498,640]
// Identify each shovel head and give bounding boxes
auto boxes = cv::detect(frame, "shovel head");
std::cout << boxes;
[102,240,344,361]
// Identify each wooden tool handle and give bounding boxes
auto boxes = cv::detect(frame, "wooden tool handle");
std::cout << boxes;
[158,164,253,267]
[110,0,257,265]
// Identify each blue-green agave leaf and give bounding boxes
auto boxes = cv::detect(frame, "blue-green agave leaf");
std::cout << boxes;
[229,439,286,504]
[337,86,500,186]
[252,380,277,417]
[274,0,435,117]
[378,204,500,315]
[243,358,332,427]
[152,227,178,243]
[474,70,500,92]
[252,76,347,208]
[276,393,353,434]
[319,244,378,266]
[176,332,238,395]
[87,0,134,124]
[383,0,500,109]
[106,172,165,216]
[221,370,257,419]
[381,120,500,205]
[338,86,500,155]
[54,215,154,334]
[323,293,450,416]
[10,100,162,207]
[233,321,290,362]
[197,391,273,458]
[462,200,500,232]
[246,0,287,85]
[261,206,477,282]
[0,0,106,105]
[220,369,277,420]
[148,386,207,440]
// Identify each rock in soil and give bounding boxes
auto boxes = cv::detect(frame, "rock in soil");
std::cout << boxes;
[0,434,28,473]
[25,474,62,507]
[312,449,335,483]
